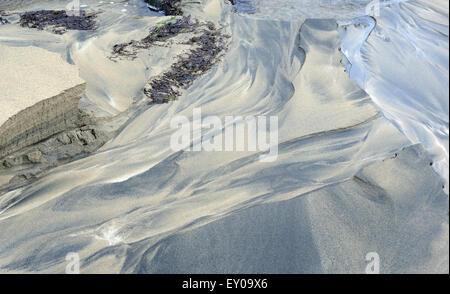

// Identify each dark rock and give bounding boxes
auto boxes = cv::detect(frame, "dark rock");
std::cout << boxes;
[75,129,97,146]
[1,156,25,168]
[2,158,14,168]
[144,0,183,16]
[0,11,8,25]
[146,0,164,10]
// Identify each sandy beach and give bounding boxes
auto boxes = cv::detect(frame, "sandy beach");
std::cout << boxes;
[0,0,448,274]
[0,44,84,127]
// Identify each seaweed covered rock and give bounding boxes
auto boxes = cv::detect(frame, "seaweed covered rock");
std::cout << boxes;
[110,16,199,60]
[19,10,97,34]
[145,22,228,103]
[111,16,228,104]
[145,0,183,15]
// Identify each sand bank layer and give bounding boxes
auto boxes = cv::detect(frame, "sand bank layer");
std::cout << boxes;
[0,84,90,159]
[0,44,85,127]
[0,45,87,159]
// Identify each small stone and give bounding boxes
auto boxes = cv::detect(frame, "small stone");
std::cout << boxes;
[2,159,13,168]
[27,151,42,163]
[57,133,72,145]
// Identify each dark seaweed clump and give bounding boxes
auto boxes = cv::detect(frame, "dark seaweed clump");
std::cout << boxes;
[145,22,228,103]
[111,16,199,61]
[110,15,228,104]
[145,0,183,16]
[19,10,97,34]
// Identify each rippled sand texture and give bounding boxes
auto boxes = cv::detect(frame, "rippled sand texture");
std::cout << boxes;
[0,0,448,273]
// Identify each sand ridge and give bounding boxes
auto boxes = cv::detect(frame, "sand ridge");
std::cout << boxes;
[0,44,84,127]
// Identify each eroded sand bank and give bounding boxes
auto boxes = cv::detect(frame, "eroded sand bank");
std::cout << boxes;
[0,43,110,189]
[0,44,84,128]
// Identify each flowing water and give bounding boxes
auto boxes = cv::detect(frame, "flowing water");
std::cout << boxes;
[0,0,448,273]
